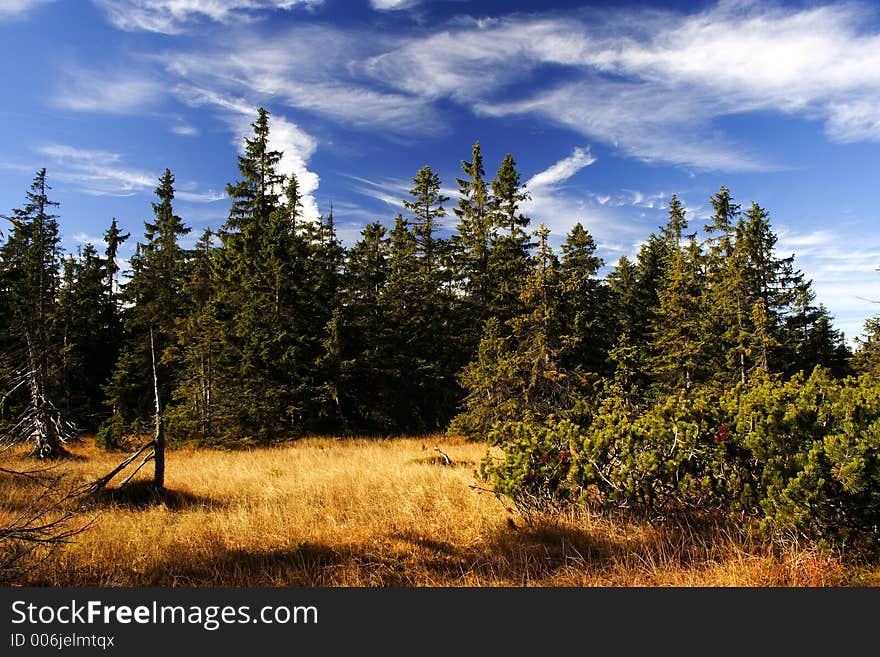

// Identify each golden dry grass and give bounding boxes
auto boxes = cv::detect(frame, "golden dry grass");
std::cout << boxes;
[1,436,874,587]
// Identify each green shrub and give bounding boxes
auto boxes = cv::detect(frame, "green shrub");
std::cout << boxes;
[481,418,580,515]
[485,368,880,547]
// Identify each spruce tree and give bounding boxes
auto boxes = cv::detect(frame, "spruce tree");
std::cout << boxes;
[452,141,494,347]
[167,230,220,441]
[57,243,118,430]
[0,169,70,456]
[101,168,190,446]
[334,221,393,431]
[557,222,607,377]
[452,225,586,438]
[487,154,532,327]
[211,108,301,442]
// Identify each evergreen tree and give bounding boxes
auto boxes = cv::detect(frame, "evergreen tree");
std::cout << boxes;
[101,168,190,446]
[0,170,70,456]
[166,230,220,441]
[333,221,393,431]
[57,243,118,430]
[649,235,707,393]
[854,316,880,376]
[737,200,803,375]
[210,109,303,442]
[701,186,747,382]
[452,225,587,438]
[487,154,533,326]
[557,222,607,377]
[452,141,494,347]
[605,234,669,398]
[402,165,448,273]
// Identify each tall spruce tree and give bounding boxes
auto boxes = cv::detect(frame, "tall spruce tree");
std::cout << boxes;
[557,222,607,377]
[487,153,533,327]
[452,225,586,438]
[210,108,304,442]
[0,170,70,456]
[453,141,495,347]
[167,230,220,441]
[333,221,394,431]
[101,168,189,446]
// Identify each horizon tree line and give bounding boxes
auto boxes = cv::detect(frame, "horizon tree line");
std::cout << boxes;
[0,108,872,458]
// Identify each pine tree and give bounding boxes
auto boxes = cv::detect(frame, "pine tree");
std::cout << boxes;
[487,154,533,327]
[402,165,448,274]
[334,221,393,431]
[452,141,494,347]
[557,222,607,377]
[0,169,71,457]
[101,169,190,446]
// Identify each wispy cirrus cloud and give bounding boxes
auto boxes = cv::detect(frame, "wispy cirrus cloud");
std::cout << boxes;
[92,0,323,34]
[518,146,648,257]
[37,143,224,201]
[370,0,420,10]
[85,2,880,173]
[54,67,164,114]
[0,0,54,20]
[361,2,880,169]
[161,26,437,134]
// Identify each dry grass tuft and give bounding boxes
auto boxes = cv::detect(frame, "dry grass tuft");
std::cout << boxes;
[0,436,873,586]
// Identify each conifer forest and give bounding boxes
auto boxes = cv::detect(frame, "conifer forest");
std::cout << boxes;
[3,108,880,572]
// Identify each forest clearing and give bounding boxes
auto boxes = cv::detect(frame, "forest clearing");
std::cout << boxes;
[1,436,874,587]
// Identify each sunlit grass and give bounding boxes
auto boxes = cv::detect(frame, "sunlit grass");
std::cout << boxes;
[0,436,870,586]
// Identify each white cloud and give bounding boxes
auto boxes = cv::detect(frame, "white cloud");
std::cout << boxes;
[163,27,437,133]
[54,68,163,114]
[93,0,323,34]
[519,148,646,254]
[347,175,408,209]
[146,2,880,171]
[0,0,53,20]
[172,124,199,136]
[38,144,156,195]
[72,232,109,249]
[370,0,419,10]
[526,146,596,190]
[178,86,321,222]
[360,4,880,170]
[37,143,223,203]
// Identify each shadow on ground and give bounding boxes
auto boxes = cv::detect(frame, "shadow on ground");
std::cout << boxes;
[84,481,222,511]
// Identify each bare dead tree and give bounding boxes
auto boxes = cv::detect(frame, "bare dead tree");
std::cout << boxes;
[0,330,75,459]
[88,328,165,495]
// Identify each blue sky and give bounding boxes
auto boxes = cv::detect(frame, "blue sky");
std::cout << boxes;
[1,0,879,343]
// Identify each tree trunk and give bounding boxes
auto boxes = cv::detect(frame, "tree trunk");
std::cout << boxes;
[150,328,165,491]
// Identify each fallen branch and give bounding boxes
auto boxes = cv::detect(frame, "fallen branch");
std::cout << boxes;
[433,445,453,466]
[118,449,155,488]
[87,440,155,494]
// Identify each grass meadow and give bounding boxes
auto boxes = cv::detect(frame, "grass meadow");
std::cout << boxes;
[1,436,875,587]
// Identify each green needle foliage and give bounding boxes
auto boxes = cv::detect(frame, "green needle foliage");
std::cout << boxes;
[3,109,877,549]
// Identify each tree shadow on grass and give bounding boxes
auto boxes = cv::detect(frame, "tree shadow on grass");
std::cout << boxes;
[83,480,222,511]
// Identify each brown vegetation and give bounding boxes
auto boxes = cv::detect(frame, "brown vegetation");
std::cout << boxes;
[0,437,874,587]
